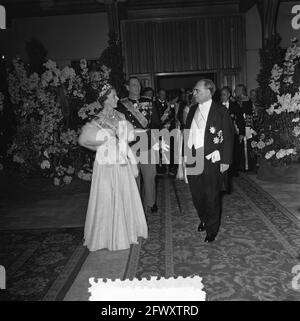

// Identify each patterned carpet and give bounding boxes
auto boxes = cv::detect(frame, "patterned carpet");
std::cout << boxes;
[124,175,300,301]
[0,228,88,301]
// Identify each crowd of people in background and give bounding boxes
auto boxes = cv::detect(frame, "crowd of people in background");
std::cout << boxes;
[140,83,262,182]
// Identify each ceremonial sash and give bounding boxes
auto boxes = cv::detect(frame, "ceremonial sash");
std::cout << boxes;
[120,98,149,129]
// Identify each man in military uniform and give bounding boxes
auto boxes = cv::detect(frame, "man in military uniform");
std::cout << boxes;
[116,77,161,213]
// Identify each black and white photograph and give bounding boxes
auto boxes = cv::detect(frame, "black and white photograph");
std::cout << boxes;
[0,0,300,303]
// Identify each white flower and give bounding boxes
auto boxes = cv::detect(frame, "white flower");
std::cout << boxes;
[63,175,72,184]
[265,138,274,146]
[80,58,87,69]
[89,71,102,83]
[293,126,300,137]
[77,170,92,181]
[60,66,76,82]
[54,177,60,186]
[265,150,275,160]
[286,148,295,155]
[101,65,111,79]
[40,160,51,169]
[44,60,57,71]
[13,154,25,164]
[27,73,40,91]
[209,127,216,134]
[41,70,53,83]
[292,117,300,123]
[276,149,286,159]
[66,166,75,175]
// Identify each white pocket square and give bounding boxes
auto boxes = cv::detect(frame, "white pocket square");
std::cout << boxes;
[205,150,221,163]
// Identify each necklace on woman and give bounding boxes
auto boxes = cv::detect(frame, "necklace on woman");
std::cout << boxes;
[97,109,120,136]
[102,108,117,119]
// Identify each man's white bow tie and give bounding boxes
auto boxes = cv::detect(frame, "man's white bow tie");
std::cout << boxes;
[223,101,229,108]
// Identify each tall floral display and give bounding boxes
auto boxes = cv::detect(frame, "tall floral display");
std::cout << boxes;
[253,38,300,182]
[2,57,109,185]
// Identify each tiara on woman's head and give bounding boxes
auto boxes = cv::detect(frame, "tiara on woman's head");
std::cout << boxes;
[99,82,113,99]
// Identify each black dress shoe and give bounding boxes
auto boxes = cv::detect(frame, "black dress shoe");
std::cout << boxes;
[151,204,158,213]
[204,235,216,243]
[197,222,205,232]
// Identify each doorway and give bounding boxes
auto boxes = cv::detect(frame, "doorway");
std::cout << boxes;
[156,71,217,90]
[155,71,219,100]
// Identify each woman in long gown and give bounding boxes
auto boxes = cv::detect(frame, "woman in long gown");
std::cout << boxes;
[78,84,148,251]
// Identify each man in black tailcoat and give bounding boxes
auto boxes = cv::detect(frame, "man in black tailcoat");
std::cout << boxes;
[185,79,234,242]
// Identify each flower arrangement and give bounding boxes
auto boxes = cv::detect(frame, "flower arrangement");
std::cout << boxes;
[254,38,300,166]
[5,57,109,184]
[251,133,297,166]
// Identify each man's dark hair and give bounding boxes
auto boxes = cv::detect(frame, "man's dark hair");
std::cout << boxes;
[236,84,247,95]
[221,86,232,96]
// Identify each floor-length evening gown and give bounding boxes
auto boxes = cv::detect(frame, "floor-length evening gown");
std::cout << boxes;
[83,111,148,251]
